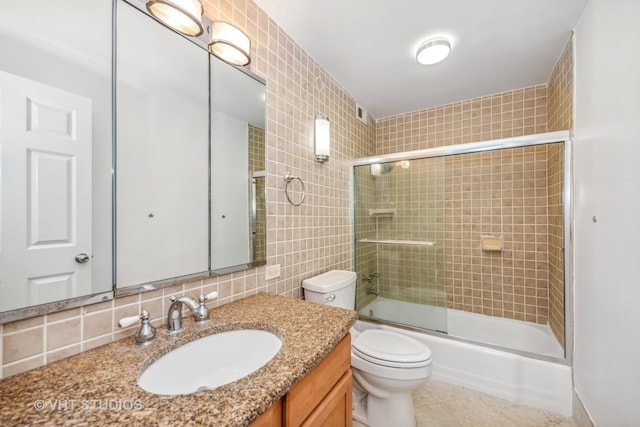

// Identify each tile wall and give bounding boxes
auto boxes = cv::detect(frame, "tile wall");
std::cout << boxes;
[376,85,548,154]
[353,166,378,309]
[366,32,574,330]
[0,0,376,380]
[355,158,446,309]
[443,145,552,323]
[547,35,574,346]
[373,86,552,324]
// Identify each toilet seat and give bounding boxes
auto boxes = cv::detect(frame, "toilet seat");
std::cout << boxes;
[352,329,432,368]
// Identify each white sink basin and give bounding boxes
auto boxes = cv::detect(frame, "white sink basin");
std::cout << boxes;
[138,329,282,395]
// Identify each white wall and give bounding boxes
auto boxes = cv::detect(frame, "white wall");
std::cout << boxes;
[573,0,640,425]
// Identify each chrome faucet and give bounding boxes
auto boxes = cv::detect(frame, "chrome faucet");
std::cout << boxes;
[167,291,218,333]
[365,287,379,296]
[361,272,380,282]
[118,310,156,346]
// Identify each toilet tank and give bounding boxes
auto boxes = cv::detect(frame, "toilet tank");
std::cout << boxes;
[302,270,357,309]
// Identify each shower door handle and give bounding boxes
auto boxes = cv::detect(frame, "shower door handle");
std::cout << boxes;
[323,294,336,303]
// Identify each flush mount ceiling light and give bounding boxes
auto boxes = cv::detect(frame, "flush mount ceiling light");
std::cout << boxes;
[209,21,251,66]
[416,37,451,65]
[146,0,204,36]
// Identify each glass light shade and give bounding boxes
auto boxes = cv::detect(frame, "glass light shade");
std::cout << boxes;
[416,37,451,65]
[314,115,330,163]
[209,21,251,66]
[146,0,204,36]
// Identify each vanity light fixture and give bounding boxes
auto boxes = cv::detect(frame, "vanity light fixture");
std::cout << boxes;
[146,0,204,37]
[314,115,330,163]
[209,21,251,66]
[416,37,451,65]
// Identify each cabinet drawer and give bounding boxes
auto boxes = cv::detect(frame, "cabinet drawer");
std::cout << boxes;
[284,333,351,426]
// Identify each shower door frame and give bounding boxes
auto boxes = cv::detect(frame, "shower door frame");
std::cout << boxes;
[350,130,573,364]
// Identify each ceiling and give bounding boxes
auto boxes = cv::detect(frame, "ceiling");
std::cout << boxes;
[253,0,588,119]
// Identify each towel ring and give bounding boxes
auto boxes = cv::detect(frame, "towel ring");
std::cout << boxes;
[283,172,306,206]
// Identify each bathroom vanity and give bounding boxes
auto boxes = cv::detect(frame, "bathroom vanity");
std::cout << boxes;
[252,334,352,426]
[0,293,356,426]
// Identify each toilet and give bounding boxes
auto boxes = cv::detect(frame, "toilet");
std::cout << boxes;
[302,270,432,427]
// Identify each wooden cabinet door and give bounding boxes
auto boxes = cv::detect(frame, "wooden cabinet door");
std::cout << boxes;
[284,334,351,426]
[301,370,352,427]
[250,398,282,427]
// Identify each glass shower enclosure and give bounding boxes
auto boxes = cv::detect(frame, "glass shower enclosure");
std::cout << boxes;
[354,157,448,333]
[353,132,571,359]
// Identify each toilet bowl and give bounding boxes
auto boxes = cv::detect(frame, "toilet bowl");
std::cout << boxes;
[302,270,432,427]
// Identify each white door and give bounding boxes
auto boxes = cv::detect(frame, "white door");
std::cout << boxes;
[0,70,92,312]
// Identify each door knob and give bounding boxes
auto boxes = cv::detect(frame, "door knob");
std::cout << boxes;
[75,253,90,264]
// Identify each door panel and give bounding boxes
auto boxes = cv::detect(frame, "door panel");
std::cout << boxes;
[0,70,92,311]
[28,150,75,247]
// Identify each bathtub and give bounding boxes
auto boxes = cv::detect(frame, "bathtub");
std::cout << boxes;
[356,297,572,416]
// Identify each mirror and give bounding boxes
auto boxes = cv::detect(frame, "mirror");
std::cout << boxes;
[115,0,266,290]
[0,0,113,315]
[210,54,266,271]
[115,1,210,287]
[0,0,267,319]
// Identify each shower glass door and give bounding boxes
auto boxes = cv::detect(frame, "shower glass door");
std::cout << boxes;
[354,139,568,358]
[354,157,447,333]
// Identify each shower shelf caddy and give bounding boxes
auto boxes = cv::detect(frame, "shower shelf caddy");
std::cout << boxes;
[357,238,435,246]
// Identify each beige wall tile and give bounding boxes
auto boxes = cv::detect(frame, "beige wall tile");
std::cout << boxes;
[82,335,113,353]
[3,327,44,364]
[83,300,113,314]
[47,344,82,364]
[47,308,81,323]
[47,318,81,351]
[3,316,43,333]
[83,311,112,341]
[3,356,45,379]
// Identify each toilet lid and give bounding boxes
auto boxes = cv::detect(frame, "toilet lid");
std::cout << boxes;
[352,329,432,368]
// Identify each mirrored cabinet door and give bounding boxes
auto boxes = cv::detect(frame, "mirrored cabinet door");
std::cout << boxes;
[210,56,266,271]
[115,2,209,287]
[0,0,113,313]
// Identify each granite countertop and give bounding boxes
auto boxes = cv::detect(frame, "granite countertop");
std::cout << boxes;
[0,293,357,426]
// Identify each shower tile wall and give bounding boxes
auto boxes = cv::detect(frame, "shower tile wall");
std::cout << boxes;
[368,160,446,306]
[546,144,564,343]
[0,0,376,380]
[376,85,548,155]
[547,36,574,346]
[374,86,552,325]
[354,167,378,308]
[444,146,551,323]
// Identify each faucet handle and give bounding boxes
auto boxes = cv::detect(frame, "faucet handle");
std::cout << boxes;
[201,291,218,302]
[119,312,144,328]
[193,291,218,323]
[119,310,156,346]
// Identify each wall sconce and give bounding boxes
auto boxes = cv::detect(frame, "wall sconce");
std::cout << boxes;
[146,0,204,37]
[209,21,251,66]
[314,115,330,163]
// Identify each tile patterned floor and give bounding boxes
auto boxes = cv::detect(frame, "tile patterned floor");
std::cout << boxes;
[354,380,577,427]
